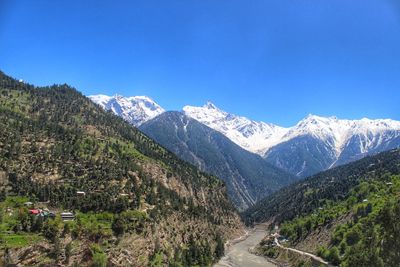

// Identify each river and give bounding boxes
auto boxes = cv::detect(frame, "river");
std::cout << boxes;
[214,226,277,267]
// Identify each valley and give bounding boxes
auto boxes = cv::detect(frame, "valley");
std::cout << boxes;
[3,2,400,266]
[1,71,400,266]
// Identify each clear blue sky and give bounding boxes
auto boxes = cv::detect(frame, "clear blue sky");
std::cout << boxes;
[1,0,399,126]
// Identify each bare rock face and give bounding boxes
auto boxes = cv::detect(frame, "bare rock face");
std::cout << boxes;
[7,242,51,266]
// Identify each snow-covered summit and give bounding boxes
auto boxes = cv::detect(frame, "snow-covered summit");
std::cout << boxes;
[183,102,400,158]
[183,102,289,155]
[89,94,165,126]
[281,114,400,157]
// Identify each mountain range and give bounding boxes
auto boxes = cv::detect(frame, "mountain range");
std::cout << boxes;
[89,94,400,179]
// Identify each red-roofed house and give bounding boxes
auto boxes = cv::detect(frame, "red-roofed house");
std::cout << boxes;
[29,209,40,215]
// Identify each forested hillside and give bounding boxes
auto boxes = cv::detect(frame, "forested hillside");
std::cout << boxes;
[0,71,243,266]
[244,149,400,266]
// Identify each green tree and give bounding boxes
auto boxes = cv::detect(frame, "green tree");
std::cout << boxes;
[90,245,107,267]
[328,247,340,265]
[111,216,126,236]
[65,242,72,264]
[215,233,224,259]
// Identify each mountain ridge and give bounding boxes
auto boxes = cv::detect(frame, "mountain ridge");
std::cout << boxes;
[139,111,296,210]
[183,102,289,155]
[88,94,164,126]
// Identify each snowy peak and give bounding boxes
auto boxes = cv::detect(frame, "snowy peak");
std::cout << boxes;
[282,114,400,157]
[183,102,227,123]
[89,94,164,126]
[204,101,219,110]
[264,114,400,178]
[183,103,289,155]
[88,94,112,107]
[293,114,400,135]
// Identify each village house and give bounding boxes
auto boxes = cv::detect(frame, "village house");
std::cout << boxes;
[60,212,75,221]
[76,191,86,197]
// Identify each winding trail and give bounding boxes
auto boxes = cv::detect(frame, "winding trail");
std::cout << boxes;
[214,225,277,267]
[274,237,330,266]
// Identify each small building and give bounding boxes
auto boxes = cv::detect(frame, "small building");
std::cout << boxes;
[29,209,41,215]
[386,182,393,186]
[76,191,86,197]
[60,212,75,221]
[363,199,368,202]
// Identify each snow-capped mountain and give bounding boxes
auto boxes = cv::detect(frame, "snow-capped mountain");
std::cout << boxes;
[183,103,400,177]
[264,114,400,177]
[89,95,400,178]
[89,94,164,126]
[183,102,289,155]
[280,115,400,156]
